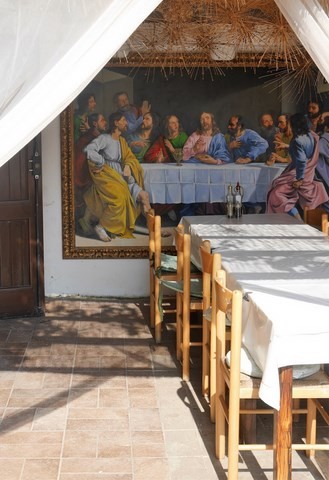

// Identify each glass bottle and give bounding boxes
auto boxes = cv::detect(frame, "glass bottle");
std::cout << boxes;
[234,182,242,218]
[226,184,234,218]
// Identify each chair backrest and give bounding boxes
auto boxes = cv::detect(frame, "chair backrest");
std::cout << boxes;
[200,240,222,310]
[147,209,155,258]
[174,225,191,289]
[215,270,243,386]
[147,208,162,269]
[303,206,328,233]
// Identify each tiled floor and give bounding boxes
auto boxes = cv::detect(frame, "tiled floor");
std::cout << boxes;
[0,298,328,480]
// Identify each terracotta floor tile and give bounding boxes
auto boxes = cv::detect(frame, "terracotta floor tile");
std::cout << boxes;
[168,456,218,480]
[97,430,131,458]
[0,389,11,408]
[0,345,26,356]
[20,459,60,480]
[126,371,155,389]
[32,407,68,431]
[61,457,132,474]
[130,408,162,431]
[0,374,17,388]
[128,387,158,408]
[67,415,129,431]
[60,475,133,480]
[73,356,100,369]
[0,459,24,479]
[160,406,202,430]
[0,431,63,444]
[6,330,33,343]
[76,344,125,357]
[0,443,62,458]
[131,430,165,445]
[0,355,24,370]
[100,356,127,369]
[68,388,98,408]
[0,408,36,432]
[67,407,128,421]
[164,429,208,457]
[99,388,129,408]
[25,339,52,355]
[12,372,45,389]
[7,388,68,408]
[71,372,127,389]
[42,371,72,388]
[133,457,170,480]
[62,430,98,457]
[132,443,167,457]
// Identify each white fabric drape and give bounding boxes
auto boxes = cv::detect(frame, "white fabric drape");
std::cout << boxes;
[274,0,329,83]
[0,0,162,168]
[1,0,329,168]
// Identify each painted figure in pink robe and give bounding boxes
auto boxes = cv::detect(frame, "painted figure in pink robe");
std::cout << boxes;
[267,113,329,219]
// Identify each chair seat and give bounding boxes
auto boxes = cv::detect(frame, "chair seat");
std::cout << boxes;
[223,368,329,401]
[293,369,329,397]
[160,253,177,272]
[157,253,201,275]
[161,278,203,298]
[225,346,321,381]
[204,306,231,326]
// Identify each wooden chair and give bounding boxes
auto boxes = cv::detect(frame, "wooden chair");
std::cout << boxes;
[199,240,222,422]
[147,209,177,343]
[214,270,329,479]
[161,227,203,380]
[303,206,328,232]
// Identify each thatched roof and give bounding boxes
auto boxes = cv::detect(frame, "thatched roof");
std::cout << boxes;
[107,0,329,98]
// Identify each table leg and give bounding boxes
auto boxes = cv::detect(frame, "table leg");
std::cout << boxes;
[273,366,293,480]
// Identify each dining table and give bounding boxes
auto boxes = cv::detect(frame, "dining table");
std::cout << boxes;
[181,213,329,479]
[143,162,285,204]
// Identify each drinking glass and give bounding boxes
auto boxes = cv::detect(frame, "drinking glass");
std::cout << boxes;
[173,148,183,166]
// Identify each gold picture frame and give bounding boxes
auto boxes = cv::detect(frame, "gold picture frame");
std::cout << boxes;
[60,66,282,259]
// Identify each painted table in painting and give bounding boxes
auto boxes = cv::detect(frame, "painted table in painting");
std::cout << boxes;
[143,162,285,204]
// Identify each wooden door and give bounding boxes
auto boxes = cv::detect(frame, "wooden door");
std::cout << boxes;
[0,137,44,317]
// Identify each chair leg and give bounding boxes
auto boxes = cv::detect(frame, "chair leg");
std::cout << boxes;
[209,316,217,423]
[240,399,257,444]
[176,292,182,360]
[202,317,210,398]
[149,271,155,328]
[293,398,300,422]
[306,398,317,458]
[154,277,162,344]
[227,398,240,480]
[215,374,226,459]
[182,292,190,381]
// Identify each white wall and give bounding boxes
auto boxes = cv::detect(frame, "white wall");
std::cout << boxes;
[41,117,149,297]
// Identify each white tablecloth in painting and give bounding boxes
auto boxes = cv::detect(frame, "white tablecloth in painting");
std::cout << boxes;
[143,163,285,204]
[181,214,329,410]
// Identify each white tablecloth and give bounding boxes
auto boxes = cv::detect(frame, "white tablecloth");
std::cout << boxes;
[181,214,329,410]
[143,163,285,204]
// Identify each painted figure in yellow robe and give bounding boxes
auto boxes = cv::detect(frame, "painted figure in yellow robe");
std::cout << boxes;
[82,111,151,241]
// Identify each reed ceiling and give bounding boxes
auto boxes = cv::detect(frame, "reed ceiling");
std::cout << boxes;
[106,0,329,98]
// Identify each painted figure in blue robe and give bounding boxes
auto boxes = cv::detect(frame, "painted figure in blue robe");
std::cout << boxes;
[225,115,268,164]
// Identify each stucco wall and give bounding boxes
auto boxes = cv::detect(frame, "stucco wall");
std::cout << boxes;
[41,117,149,297]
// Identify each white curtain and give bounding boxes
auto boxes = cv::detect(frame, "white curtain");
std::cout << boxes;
[1,0,329,168]
[0,0,162,168]
[274,0,329,82]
